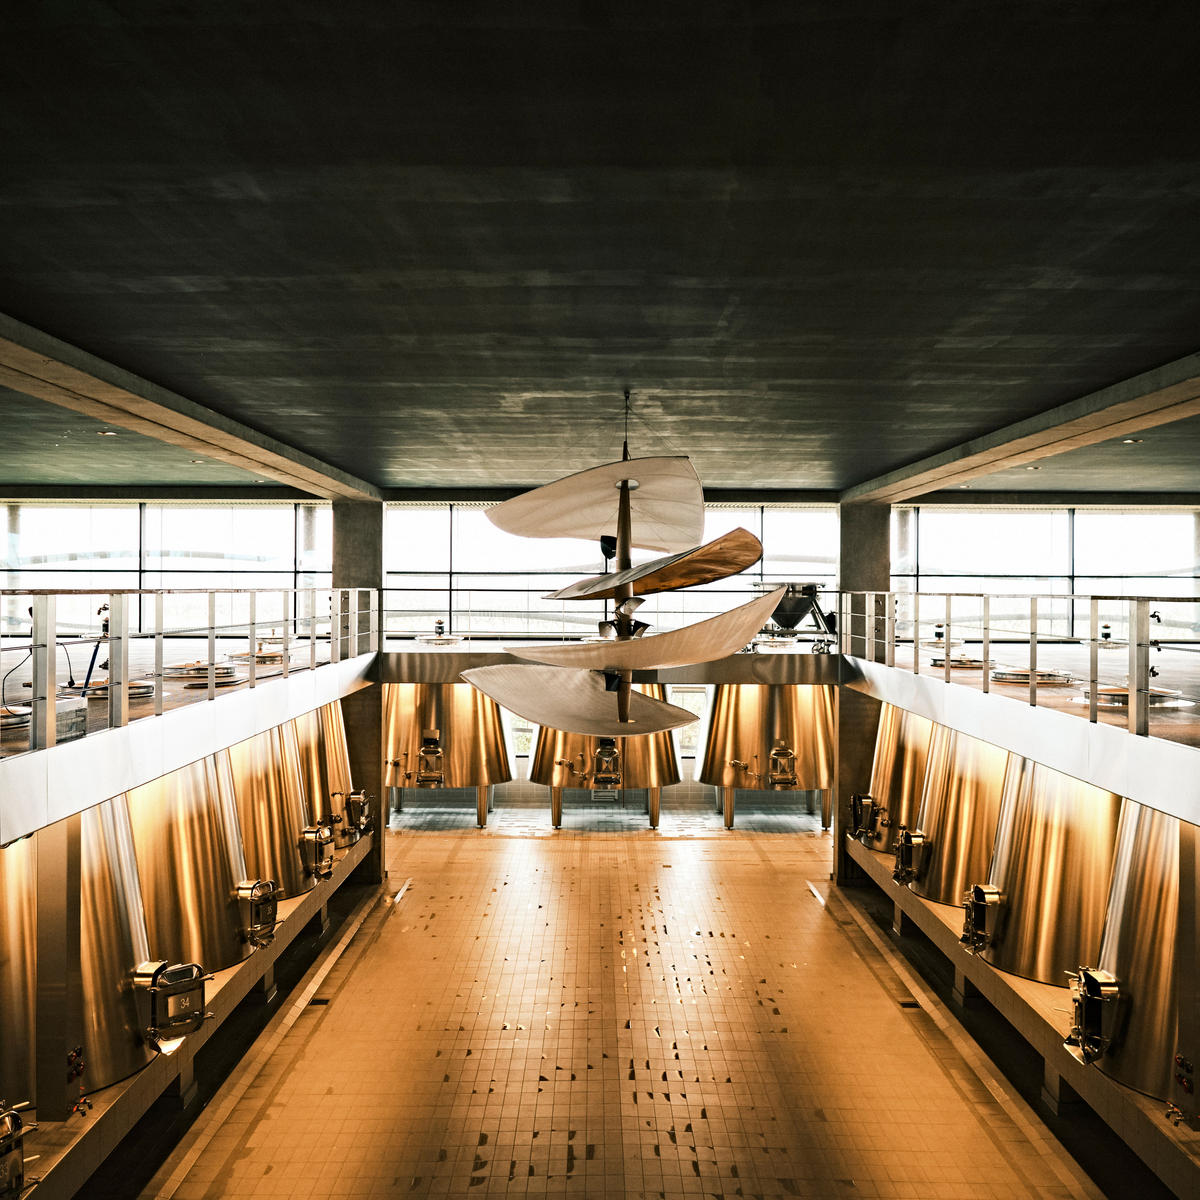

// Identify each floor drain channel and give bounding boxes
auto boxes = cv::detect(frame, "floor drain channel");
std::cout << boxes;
[308,997,331,1006]
[898,999,920,1009]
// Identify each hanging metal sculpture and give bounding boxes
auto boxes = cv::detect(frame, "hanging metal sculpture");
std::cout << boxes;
[463,393,782,736]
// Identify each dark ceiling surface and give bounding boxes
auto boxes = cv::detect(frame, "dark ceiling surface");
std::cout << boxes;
[2,3,1200,492]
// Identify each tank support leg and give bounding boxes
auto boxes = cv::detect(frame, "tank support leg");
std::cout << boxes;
[551,787,563,829]
[722,786,735,830]
[476,785,489,828]
[648,788,660,829]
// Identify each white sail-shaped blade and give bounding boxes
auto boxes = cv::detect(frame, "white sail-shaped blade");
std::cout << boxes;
[487,456,703,553]
[546,527,763,601]
[461,665,698,738]
[510,586,784,671]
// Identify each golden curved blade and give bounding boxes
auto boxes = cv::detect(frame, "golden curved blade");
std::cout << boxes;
[461,665,699,737]
[547,527,763,601]
[510,586,785,671]
[487,455,703,553]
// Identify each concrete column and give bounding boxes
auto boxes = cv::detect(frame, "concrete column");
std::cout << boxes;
[333,501,385,885]
[836,502,890,884]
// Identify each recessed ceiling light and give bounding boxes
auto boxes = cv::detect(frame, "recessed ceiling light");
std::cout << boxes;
[958,484,971,489]
[1122,438,1143,444]
[1025,465,1041,471]
[190,458,205,464]
[97,430,117,436]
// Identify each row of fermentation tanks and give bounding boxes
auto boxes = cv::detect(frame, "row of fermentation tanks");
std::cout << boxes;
[382,682,834,814]
[0,701,368,1108]
[852,703,1196,1104]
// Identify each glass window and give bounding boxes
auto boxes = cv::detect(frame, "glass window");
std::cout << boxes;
[296,505,332,573]
[143,506,295,572]
[762,508,838,581]
[917,509,1071,578]
[385,507,451,572]
[4,504,139,572]
[1074,511,1198,578]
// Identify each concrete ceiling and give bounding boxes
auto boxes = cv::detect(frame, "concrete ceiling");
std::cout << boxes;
[2,4,1200,497]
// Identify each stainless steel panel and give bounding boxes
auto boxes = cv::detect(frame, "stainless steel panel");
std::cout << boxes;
[225,724,313,900]
[862,704,933,853]
[0,836,36,1103]
[983,761,1121,986]
[384,684,511,789]
[910,728,1010,907]
[80,798,155,1090]
[698,685,834,790]
[1096,800,1179,1098]
[293,704,351,824]
[530,685,682,789]
[124,757,252,974]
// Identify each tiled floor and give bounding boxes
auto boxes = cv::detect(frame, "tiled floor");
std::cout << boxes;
[152,824,1101,1199]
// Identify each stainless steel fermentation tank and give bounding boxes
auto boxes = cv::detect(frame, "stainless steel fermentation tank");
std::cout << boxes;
[0,836,36,1105]
[976,760,1121,986]
[225,723,315,899]
[530,684,680,827]
[699,684,835,829]
[856,704,934,853]
[80,798,156,1090]
[384,683,511,825]
[905,727,1011,906]
[293,702,360,848]
[1090,801,1182,1099]
[124,757,253,974]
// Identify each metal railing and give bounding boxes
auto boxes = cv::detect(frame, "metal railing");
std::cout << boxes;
[839,590,1200,747]
[1,587,376,759]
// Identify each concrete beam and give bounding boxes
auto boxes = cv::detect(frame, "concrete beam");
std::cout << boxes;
[0,313,381,501]
[841,353,1200,503]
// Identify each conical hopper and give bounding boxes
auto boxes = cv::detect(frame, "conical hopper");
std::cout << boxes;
[225,724,313,899]
[862,704,934,854]
[983,760,1121,986]
[384,683,511,789]
[294,702,355,832]
[0,835,36,1104]
[910,728,1010,906]
[699,684,834,790]
[80,798,155,1090]
[1095,800,1180,1098]
[530,684,681,789]
[124,756,252,974]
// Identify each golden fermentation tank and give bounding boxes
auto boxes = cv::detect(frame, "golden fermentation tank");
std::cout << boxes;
[530,684,680,828]
[699,684,835,829]
[0,835,36,1105]
[852,703,933,854]
[384,683,511,825]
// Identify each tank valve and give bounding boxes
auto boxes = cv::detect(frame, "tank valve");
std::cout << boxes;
[1064,967,1121,1064]
[415,729,445,786]
[593,738,622,788]
[961,883,1003,952]
[767,741,797,789]
[849,793,880,843]
[300,825,335,880]
[133,961,212,1055]
[892,827,927,884]
[236,879,279,948]
[0,1101,35,1198]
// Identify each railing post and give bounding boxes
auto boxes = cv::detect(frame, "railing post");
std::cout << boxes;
[330,591,343,664]
[247,589,257,689]
[981,596,990,694]
[943,594,952,683]
[107,593,129,729]
[1029,596,1039,707]
[348,587,360,656]
[281,590,290,679]
[885,593,895,668]
[1129,598,1150,736]
[207,591,217,701]
[30,594,56,751]
[1088,597,1099,723]
[309,588,318,670]
[370,586,380,652]
[153,592,164,716]
[912,592,920,674]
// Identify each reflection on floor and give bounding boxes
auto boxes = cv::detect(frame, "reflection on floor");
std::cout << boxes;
[150,826,1102,1200]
